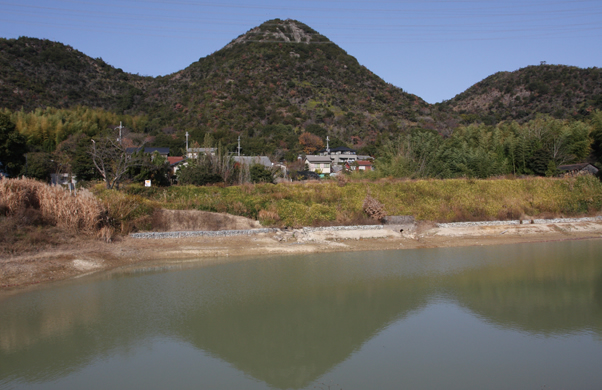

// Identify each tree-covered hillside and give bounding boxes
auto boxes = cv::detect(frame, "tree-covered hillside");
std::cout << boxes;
[139,19,435,151]
[1,20,451,157]
[440,65,602,124]
[0,37,151,112]
[2,20,602,162]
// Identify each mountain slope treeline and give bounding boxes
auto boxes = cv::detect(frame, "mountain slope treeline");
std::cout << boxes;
[1,106,149,152]
[1,19,453,157]
[0,37,150,113]
[441,65,602,124]
[1,19,602,174]
[142,19,439,148]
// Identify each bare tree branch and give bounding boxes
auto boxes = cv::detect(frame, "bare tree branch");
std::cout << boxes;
[89,132,145,189]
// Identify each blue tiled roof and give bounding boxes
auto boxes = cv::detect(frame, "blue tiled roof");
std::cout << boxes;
[126,147,170,155]
[145,147,170,155]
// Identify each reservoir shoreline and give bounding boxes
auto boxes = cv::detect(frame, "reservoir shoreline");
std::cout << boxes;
[2,217,602,293]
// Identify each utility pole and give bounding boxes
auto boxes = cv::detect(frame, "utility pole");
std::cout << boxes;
[326,136,330,154]
[237,136,241,157]
[186,131,189,156]
[117,121,123,145]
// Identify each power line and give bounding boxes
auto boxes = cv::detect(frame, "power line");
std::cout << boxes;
[2,0,601,47]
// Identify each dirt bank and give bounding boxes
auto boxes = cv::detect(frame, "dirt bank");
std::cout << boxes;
[2,218,602,292]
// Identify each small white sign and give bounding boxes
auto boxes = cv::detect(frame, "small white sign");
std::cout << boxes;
[145,180,151,187]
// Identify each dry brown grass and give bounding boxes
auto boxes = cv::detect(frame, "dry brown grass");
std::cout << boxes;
[0,178,106,233]
[336,174,350,187]
[258,208,281,226]
[97,226,115,243]
[0,214,79,256]
[0,178,110,256]
[147,209,260,231]
[0,178,39,211]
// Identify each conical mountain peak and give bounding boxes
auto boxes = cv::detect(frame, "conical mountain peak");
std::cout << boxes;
[225,19,329,49]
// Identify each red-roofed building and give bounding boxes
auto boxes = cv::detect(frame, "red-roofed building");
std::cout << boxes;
[345,160,373,172]
[167,156,186,175]
[167,156,184,165]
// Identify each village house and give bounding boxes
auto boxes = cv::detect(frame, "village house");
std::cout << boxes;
[167,156,186,175]
[186,147,216,159]
[50,172,76,187]
[178,151,273,171]
[304,155,332,174]
[233,156,273,168]
[345,160,373,172]
[557,163,599,177]
[318,146,358,165]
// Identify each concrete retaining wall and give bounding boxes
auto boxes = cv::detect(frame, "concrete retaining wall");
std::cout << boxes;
[302,225,383,233]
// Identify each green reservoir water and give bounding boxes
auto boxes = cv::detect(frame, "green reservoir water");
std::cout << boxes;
[1,239,602,389]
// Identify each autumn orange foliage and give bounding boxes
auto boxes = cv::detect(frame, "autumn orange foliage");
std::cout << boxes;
[298,132,324,154]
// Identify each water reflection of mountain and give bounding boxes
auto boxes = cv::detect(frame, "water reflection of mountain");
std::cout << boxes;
[443,241,602,335]
[0,275,168,383]
[1,241,601,389]
[0,254,433,389]
[173,272,430,389]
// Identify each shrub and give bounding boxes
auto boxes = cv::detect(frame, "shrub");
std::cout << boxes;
[94,188,158,233]
[177,163,224,186]
[250,164,274,183]
[363,195,386,221]
[258,208,280,226]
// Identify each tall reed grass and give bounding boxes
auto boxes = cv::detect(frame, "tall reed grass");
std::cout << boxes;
[0,178,106,233]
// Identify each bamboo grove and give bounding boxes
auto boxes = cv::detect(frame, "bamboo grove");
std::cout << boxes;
[2,105,602,181]
[374,111,602,179]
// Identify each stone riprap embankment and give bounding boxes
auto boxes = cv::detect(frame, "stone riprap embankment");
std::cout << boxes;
[131,225,388,240]
[131,228,278,239]
[129,217,601,240]
[436,216,602,228]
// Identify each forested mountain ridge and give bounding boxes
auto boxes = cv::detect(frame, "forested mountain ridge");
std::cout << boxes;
[0,37,151,112]
[440,65,602,124]
[142,19,435,149]
[1,19,602,160]
[1,19,444,156]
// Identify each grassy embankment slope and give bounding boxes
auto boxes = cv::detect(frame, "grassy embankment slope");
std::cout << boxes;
[96,175,602,230]
[2,176,601,256]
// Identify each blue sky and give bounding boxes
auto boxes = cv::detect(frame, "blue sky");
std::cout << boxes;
[1,0,601,103]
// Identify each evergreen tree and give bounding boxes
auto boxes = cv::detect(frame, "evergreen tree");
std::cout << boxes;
[128,151,171,186]
[0,112,27,176]
[250,164,274,183]
[528,149,551,176]
[25,152,53,181]
[591,110,602,166]
[177,160,223,186]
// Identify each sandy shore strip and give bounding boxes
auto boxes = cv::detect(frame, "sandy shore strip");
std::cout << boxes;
[2,216,602,292]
